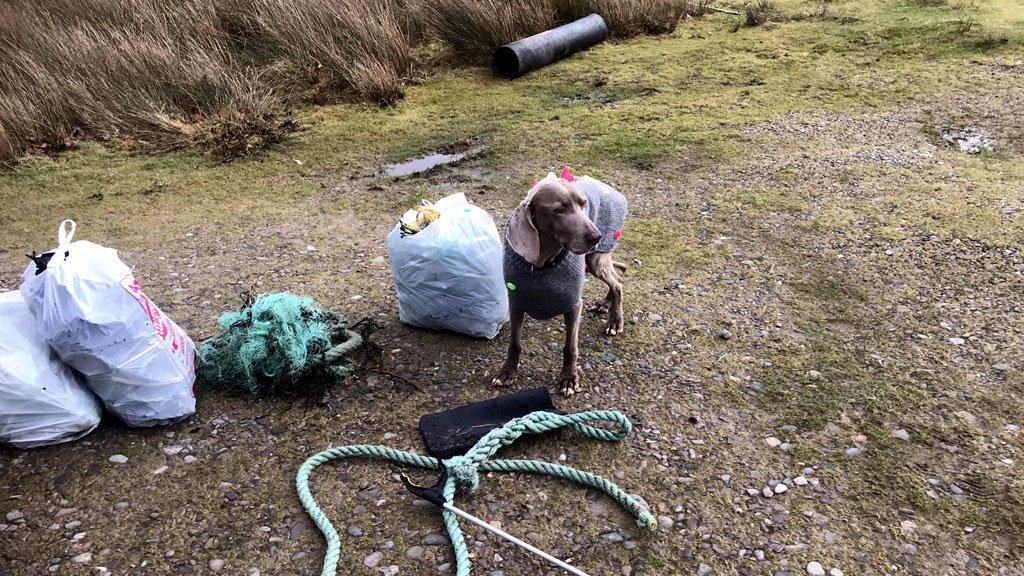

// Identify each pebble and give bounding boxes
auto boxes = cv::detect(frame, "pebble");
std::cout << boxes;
[844,447,861,458]
[993,363,1011,372]
[900,520,917,534]
[406,546,424,559]
[600,530,625,543]
[347,525,363,537]
[697,564,713,576]
[719,329,732,340]
[774,483,788,494]
[162,445,183,456]
[892,428,910,441]
[657,515,674,529]
[381,566,399,576]
[830,570,844,576]
[954,411,977,425]
[364,552,383,568]
[423,532,448,546]
[806,562,825,576]
[948,337,965,346]
[793,475,808,486]
[108,454,128,464]
[765,437,782,447]
[152,466,168,475]
[786,544,808,553]
[71,552,93,564]
[209,559,225,572]
[762,487,774,498]
[5,510,23,522]
[183,455,197,464]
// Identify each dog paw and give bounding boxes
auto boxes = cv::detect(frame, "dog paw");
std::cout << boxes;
[605,314,625,336]
[492,364,518,387]
[557,370,580,396]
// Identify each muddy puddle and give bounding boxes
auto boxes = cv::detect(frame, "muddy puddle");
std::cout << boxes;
[377,141,487,178]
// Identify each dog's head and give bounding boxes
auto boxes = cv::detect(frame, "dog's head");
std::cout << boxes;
[508,172,601,267]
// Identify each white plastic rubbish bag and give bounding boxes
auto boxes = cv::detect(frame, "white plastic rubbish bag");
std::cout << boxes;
[0,291,102,448]
[20,221,196,427]
[387,193,509,339]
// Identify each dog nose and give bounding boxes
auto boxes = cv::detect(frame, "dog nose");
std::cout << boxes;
[586,230,602,245]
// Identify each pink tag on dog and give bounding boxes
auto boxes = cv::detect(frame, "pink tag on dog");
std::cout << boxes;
[560,166,574,182]
[613,229,622,240]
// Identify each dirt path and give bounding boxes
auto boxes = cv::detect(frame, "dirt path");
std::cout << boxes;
[3,4,1024,575]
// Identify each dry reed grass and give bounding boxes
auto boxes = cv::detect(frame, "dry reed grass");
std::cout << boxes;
[0,0,285,164]
[414,0,699,59]
[221,0,410,104]
[412,0,559,58]
[554,0,693,36]
[0,0,692,165]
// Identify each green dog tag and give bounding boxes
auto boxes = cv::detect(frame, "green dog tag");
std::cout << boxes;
[506,282,516,291]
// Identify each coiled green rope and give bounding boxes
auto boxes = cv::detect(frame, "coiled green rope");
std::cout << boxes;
[296,410,657,576]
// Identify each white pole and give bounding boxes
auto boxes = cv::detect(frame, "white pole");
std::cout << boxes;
[442,502,593,576]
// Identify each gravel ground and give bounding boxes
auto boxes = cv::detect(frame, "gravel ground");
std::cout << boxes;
[2,60,1023,576]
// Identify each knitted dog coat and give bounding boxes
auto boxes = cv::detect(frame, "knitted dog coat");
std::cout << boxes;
[504,174,627,320]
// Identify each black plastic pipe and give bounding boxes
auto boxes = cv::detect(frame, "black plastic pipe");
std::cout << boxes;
[492,14,609,79]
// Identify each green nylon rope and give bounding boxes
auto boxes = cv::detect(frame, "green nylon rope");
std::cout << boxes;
[296,410,657,576]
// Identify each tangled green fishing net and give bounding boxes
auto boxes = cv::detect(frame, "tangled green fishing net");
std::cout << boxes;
[198,292,362,397]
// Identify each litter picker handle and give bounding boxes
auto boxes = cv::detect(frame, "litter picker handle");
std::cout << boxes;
[441,502,593,576]
[401,468,593,576]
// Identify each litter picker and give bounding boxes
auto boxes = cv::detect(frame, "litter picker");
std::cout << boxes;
[295,388,657,576]
[402,464,592,576]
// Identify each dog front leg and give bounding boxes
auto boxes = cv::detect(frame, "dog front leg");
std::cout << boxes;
[493,308,525,386]
[586,252,625,336]
[557,302,582,396]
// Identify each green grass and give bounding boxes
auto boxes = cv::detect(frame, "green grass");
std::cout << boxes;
[713,185,807,214]
[619,218,724,280]
[3,0,1021,252]
[791,275,867,325]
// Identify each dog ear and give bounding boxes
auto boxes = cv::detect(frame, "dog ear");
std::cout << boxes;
[507,195,541,267]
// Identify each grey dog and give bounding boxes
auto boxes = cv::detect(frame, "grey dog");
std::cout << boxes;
[493,170,627,396]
